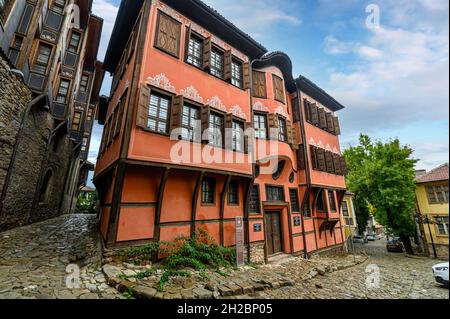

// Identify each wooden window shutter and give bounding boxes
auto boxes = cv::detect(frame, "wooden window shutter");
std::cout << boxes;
[290,126,299,149]
[311,103,319,126]
[297,146,305,170]
[170,95,184,134]
[292,98,300,122]
[303,99,310,122]
[318,108,327,130]
[333,116,341,135]
[155,12,181,57]
[224,114,233,149]
[326,112,334,133]
[136,85,150,129]
[325,151,334,173]
[202,37,212,70]
[286,119,293,143]
[243,62,251,89]
[200,105,210,142]
[317,148,326,171]
[268,113,278,139]
[224,50,232,81]
[340,155,347,175]
[310,145,318,170]
[333,153,341,175]
[252,71,266,98]
[184,24,192,61]
[272,74,285,103]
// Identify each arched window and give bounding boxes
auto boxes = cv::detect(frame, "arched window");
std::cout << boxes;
[272,160,285,180]
[39,169,53,203]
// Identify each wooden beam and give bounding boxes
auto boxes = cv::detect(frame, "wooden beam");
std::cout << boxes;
[286,204,294,255]
[153,167,170,242]
[106,160,127,245]
[191,171,204,237]
[243,177,254,263]
[220,175,232,246]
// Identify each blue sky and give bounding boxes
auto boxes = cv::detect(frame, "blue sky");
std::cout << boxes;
[87,0,449,185]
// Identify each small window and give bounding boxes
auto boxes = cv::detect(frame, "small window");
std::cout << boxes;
[228,181,239,205]
[434,216,449,236]
[278,117,288,142]
[316,190,326,212]
[80,74,89,92]
[148,93,171,134]
[342,201,349,216]
[68,31,81,53]
[289,189,300,212]
[210,48,224,78]
[266,186,284,201]
[81,136,88,152]
[253,113,267,139]
[249,185,261,214]
[426,185,448,204]
[328,191,337,211]
[181,103,200,141]
[202,177,215,204]
[71,111,82,131]
[232,120,244,152]
[186,34,203,68]
[231,59,243,88]
[208,112,224,147]
[52,0,66,14]
[32,42,52,74]
[86,107,94,121]
[56,78,70,103]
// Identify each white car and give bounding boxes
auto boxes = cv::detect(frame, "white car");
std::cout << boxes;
[432,262,449,287]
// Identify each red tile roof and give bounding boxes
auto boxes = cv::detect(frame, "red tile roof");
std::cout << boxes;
[416,163,449,183]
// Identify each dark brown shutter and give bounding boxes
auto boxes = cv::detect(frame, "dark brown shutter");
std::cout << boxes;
[292,97,300,122]
[184,25,192,61]
[244,121,252,153]
[340,155,347,175]
[318,108,327,130]
[291,126,299,149]
[310,145,318,170]
[317,148,326,171]
[303,99,310,122]
[252,70,266,98]
[286,119,293,143]
[268,113,278,139]
[170,95,184,134]
[224,114,233,149]
[326,112,334,133]
[243,62,250,89]
[297,146,305,170]
[272,74,285,102]
[311,103,319,126]
[155,12,181,57]
[203,37,212,70]
[325,151,334,173]
[333,153,341,175]
[136,85,150,129]
[200,105,210,142]
[333,116,341,135]
[224,50,232,81]
[114,98,125,137]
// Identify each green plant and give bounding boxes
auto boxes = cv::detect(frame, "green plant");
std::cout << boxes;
[118,242,160,264]
[75,190,99,214]
[122,288,135,299]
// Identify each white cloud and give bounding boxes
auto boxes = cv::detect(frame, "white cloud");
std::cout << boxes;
[324,36,358,55]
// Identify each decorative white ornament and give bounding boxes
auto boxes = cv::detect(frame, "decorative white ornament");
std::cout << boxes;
[309,137,316,146]
[326,144,332,152]
[230,105,247,120]
[180,85,204,103]
[333,147,340,154]
[274,105,288,118]
[253,101,269,112]
[206,96,227,112]
[317,140,324,149]
[145,74,176,93]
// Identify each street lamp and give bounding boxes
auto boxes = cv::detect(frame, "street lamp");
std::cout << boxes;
[422,215,438,259]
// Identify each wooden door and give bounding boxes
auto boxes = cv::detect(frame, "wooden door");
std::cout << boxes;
[265,211,282,255]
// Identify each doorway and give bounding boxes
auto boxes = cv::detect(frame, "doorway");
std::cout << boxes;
[265,211,283,255]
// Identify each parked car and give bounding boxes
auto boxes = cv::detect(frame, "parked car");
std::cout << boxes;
[386,239,403,252]
[352,235,365,244]
[432,262,449,287]
[367,234,376,241]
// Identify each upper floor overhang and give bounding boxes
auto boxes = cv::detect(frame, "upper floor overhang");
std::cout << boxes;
[253,51,296,93]
[90,61,105,106]
[296,76,345,112]
[83,14,104,72]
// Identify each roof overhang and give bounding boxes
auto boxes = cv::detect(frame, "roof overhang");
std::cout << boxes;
[90,61,105,105]
[296,76,345,112]
[253,51,296,93]
[96,95,109,125]
[83,14,103,71]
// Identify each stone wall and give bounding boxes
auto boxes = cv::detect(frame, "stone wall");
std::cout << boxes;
[248,242,265,264]
[428,244,449,260]
[0,53,75,231]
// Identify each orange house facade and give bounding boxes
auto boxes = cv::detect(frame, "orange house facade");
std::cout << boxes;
[94,0,348,263]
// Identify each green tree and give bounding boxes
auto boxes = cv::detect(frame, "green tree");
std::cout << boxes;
[75,190,99,214]
[344,134,418,254]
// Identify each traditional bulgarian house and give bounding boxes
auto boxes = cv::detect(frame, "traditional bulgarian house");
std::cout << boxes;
[0,0,103,230]
[94,0,348,263]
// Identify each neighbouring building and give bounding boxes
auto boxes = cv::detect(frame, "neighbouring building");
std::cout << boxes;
[415,163,449,259]
[0,0,103,231]
[94,0,348,263]
[341,192,358,239]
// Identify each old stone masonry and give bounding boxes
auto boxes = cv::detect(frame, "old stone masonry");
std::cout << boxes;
[0,214,448,299]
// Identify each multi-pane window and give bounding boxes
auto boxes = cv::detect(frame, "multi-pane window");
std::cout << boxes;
[81,136,88,152]
[328,191,337,211]
[68,31,81,53]
[253,113,267,139]
[186,35,202,68]
[228,181,239,205]
[210,49,224,78]
[1,0,14,24]
[86,108,93,122]
[202,178,215,204]
[148,93,170,134]
[80,74,89,92]
[208,112,224,147]
[56,78,70,103]
[426,185,449,204]
[52,0,66,14]
[278,117,287,142]
[33,42,52,74]
[232,121,244,152]
[71,111,82,131]
[249,185,261,214]
[434,216,449,236]
[266,186,285,201]
[181,104,200,141]
[316,190,326,211]
[289,189,300,212]
[342,201,349,216]
[231,60,242,88]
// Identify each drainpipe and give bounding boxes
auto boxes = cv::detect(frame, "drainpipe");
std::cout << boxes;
[0,94,49,216]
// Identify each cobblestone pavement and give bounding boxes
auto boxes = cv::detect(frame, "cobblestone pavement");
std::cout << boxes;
[0,214,121,299]
[246,240,449,299]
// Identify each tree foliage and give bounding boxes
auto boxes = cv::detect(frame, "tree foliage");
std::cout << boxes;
[75,190,99,214]
[344,134,418,253]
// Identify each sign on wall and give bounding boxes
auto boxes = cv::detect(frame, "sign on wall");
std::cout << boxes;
[235,216,244,267]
